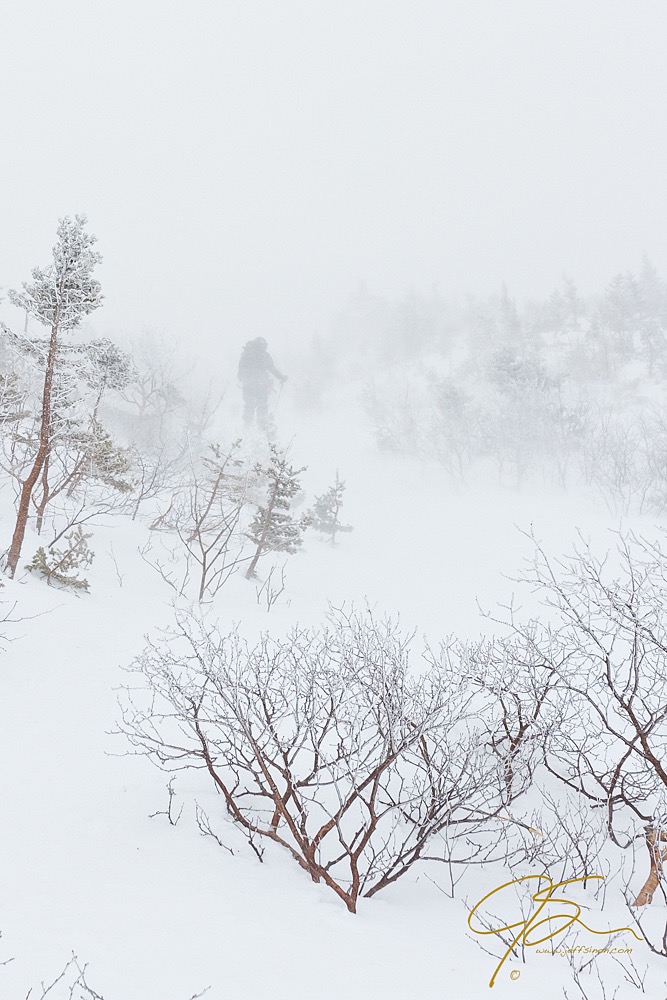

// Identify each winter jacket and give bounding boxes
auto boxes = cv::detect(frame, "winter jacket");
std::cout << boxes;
[238,341,284,385]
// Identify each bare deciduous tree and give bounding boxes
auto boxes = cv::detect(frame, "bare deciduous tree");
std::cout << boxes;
[140,441,253,601]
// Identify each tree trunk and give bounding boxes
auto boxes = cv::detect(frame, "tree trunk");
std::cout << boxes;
[632,827,667,906]
[330,497,342,546]
[34,450,51,535]
[245,492,277,580]
[5,319,59,577]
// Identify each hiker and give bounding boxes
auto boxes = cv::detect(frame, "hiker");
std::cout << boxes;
[238,337,287,429]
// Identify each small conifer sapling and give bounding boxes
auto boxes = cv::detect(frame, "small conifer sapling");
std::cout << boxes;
[26,526,94,591]
[310,474,353,545]
[245,445,310,579]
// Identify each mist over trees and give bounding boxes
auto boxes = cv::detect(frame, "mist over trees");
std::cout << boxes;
[0,218,356,603]
[6,221,667,994]
[5,219,664,578]
[290,262,667,516]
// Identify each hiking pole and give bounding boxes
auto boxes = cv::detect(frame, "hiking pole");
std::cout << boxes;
[264,378,285,440]
[273,379,285,422]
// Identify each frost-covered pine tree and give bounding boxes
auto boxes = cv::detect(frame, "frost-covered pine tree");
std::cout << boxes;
[310,473,353,545]
[245,445,310,579]
[4,216,103,577]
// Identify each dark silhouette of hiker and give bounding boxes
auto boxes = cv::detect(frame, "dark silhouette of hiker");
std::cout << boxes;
[238,337,286,429]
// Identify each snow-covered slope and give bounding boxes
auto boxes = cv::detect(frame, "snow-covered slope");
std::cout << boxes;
[0,389,663,999]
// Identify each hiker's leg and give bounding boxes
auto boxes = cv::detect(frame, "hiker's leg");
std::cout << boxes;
[242,386,255,425]
[256,390,269,429]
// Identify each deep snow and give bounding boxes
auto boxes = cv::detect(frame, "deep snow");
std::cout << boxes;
[0,387,663,999]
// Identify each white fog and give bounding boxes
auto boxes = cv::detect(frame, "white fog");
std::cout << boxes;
[2,3,667,999]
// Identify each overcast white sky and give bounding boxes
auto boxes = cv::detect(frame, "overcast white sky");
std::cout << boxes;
[1,0,666,347]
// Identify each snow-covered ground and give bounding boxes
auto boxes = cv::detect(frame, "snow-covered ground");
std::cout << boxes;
[1,388,664,999]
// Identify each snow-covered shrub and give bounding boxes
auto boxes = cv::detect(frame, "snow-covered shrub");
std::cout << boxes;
[362,375,427,456]
[118,608,514,913]
[21,954,104,999]
[115,331,226,522]
[425,375,483,480]
[497,532,667,919]
[20,951,208,1000]
[245,444,311,579]
[309,473,353,545]
[452,628,564,806]
[364,360,667,511]
[26,526,94,591]
[140,440,253,601]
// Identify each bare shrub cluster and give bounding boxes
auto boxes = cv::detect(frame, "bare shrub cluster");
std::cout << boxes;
[118,608,526,912]
[18,951,209,1000]
[139,441,253,601]
[118,527,667,958]
[366,365,667,514]
[467,530,667,958]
